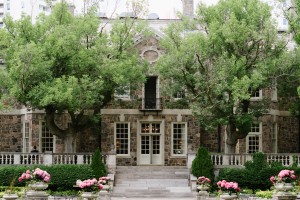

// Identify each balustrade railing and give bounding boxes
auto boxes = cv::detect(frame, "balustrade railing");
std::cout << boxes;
[187,152,300,168]
[0,152,105,165]
[0,152,116,173]
[0,152,298,169]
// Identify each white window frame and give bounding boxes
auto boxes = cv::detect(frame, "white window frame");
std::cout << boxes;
[173,89,186,100]
[115,122,130,157]
[246,122,262,153]
[114,85,130,101]
[250,88,262,100]
[22,121,31,153]
[171,122,187,157]
[39,121,56,153]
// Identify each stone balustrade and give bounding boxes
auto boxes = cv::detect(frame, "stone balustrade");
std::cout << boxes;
[0,151,116,173]
[187,152,300,169]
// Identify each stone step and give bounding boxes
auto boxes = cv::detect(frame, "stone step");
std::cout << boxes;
[116,179,189,186]
[116,172,188,179]
[112,166,192,198]
[111,186,194,198]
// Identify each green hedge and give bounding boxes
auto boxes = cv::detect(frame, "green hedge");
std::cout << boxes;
[0,165,96,191]
[217,152,300,193]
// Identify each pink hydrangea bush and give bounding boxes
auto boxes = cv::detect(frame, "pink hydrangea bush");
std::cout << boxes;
[197,176,211,187]
[79,179,103,192]
[98,176,110,185]
[270,169,297,185]
[217,180,241,195]
[18,168,51,183]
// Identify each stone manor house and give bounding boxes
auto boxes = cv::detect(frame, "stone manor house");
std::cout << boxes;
[0,0,299,167]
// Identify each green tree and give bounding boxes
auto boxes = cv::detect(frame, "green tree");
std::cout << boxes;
[273,0,300,117]
[0,2,148,152]
[91,148,106,178]
[191,146,214,181]
[157,0,286,153]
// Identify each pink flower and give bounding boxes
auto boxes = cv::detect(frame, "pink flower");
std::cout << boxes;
[217,180,240,194]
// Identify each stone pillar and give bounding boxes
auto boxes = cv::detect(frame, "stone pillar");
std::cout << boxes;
[187,151,196,172]
[77,155,84,164]
[43,152,53,165]
[197,191,209,200]
[14,154,20,164]
[106,151,116,174]
[182,0,194,18]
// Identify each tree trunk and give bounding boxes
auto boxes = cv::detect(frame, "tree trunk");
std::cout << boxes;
[225,124,238,154]
[63,133,75,153]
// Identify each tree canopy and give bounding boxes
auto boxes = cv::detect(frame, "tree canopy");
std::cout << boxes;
[156,0,287,153]
[0,2,149,152]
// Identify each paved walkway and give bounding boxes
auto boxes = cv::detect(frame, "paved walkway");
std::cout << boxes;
[111,198,195,200]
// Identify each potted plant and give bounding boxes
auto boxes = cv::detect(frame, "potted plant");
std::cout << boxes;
[217,180,240,200]
[18,168,51,198]
[3,179,18,200]
[270,169,296,192]
[78,178,103,199]
[98,176,111,193]
[197,176,211,191]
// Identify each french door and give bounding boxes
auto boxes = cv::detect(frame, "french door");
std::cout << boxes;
[138,122,164,165]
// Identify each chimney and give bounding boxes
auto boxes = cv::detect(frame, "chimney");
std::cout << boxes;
[182,0,194,18]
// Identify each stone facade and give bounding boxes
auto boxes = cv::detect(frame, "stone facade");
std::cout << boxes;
[0,16,299,167]
[100,111,201,166]
[0,115,22,152]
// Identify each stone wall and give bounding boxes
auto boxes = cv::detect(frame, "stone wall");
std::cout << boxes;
[277,116,299,153]
[0,115,22,152]
[101,112,201,166]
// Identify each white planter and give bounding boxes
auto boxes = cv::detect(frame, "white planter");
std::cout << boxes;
[220,193,237,200]
[81,192,98,200]
[3,193,18,200]
[28,182,48,191]
[275,183,294,192]
[197,185,209,191]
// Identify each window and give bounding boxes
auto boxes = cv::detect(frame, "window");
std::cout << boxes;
[114,85,130,100]
[246,122,262,153]
[173,89,186,100]
[283,18,288,26]
[40,122,54,152]
[6,3,10,10]
[23,122,30,153]
[21,1,25,9]
[172,123,187,156]
[249,88,262,100]
[115,123,130,155]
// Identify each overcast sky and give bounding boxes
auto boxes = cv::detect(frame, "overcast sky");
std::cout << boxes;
[70,0,219,19]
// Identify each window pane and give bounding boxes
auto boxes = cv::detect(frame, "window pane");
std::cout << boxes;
[116,123,129,155]
[173,123,186,155]
[41,122,53,152]
[248,135,259,153]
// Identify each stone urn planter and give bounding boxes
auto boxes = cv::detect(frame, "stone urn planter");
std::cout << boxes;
[197,185,209,191]
[26,182,49,198]
[220,193,238,200]
[275,183,294,192]
[81,191,98,200]
[3,193,18,200]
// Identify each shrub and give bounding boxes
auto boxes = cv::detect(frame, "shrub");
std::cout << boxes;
[244,152,268,172]
[255,190,273,199]
[90,148,106,178]
[0,165,95,191]
[191,146,214,181]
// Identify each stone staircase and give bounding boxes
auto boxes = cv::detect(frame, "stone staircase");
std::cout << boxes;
[111,166,195,198]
